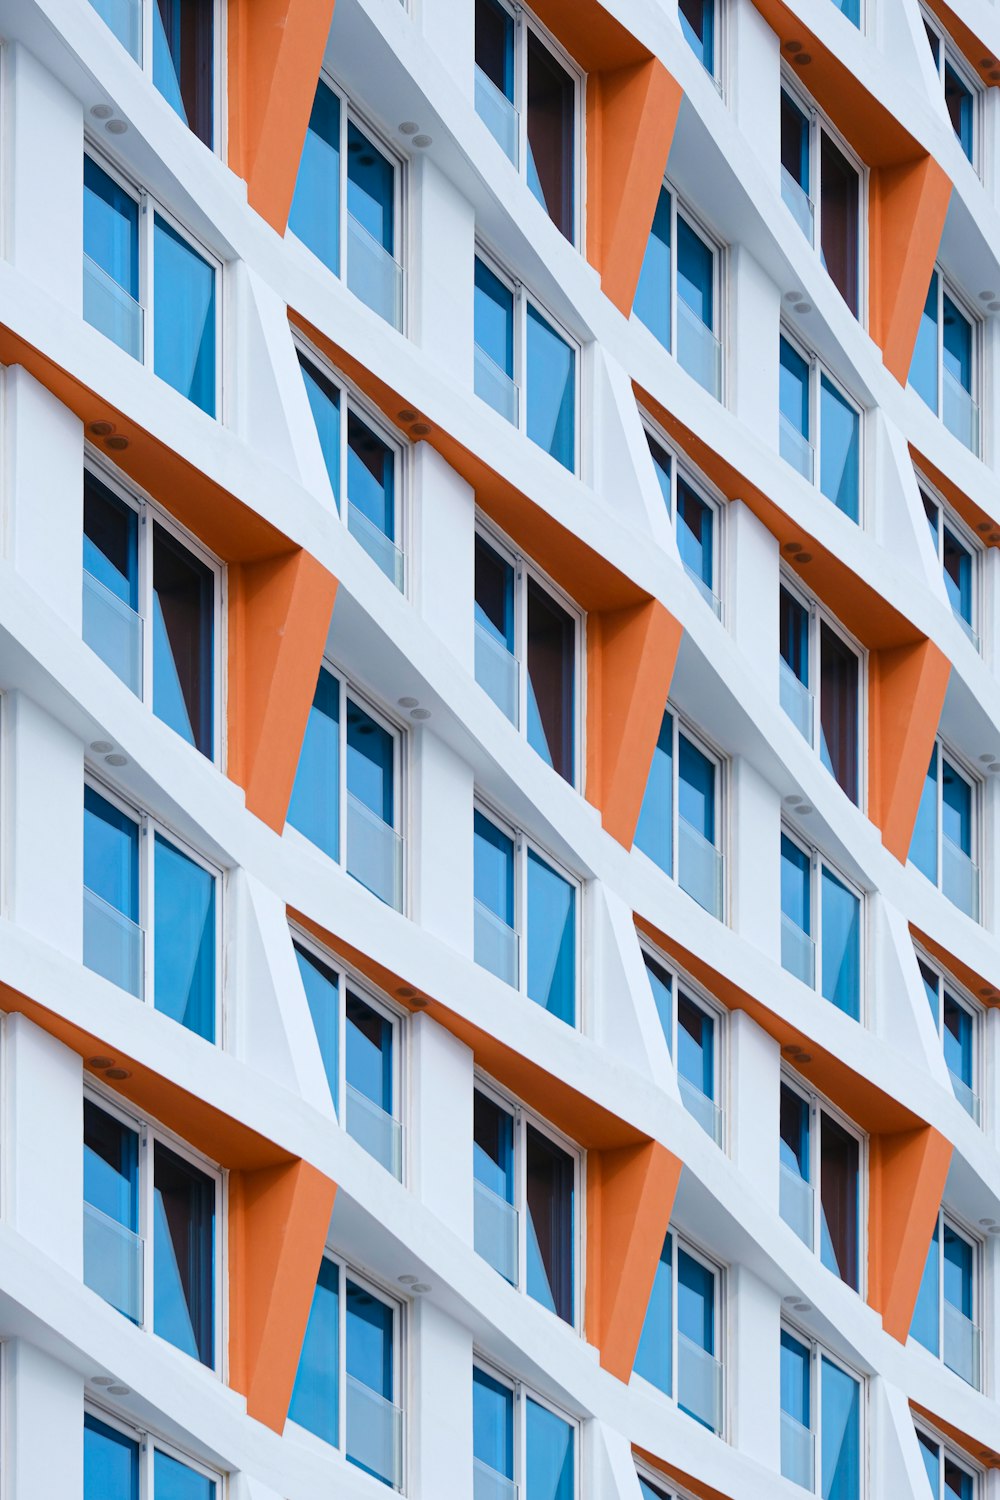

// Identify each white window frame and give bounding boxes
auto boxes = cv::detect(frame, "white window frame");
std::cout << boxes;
[473,1072,584,1333]
[638,938,726,1140]
[84,1083,225,1373]
[649,704,727,914]
[661,1227,725,1431]
[926,268,981,427]
[83,143,224,418]
[780,1068,868,1296]
[84,772,224,1042]
[920,7,982,171]
[915,949,982,1126]
[920,737,981,897]
[914,1416,982,1496]
[643,183,725,388]
[918,1208,982,1373]
[639,412,725,618]
[84,1402,223,1491]
[916,470,982,649]
[121,0,226,157]
[779,1321,866,1498]
[779,323,865,519]
[635,1460,703,1500]
[84,449,225,765]
[781,822,866,1017]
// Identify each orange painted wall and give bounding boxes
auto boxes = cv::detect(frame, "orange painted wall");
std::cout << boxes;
[910,1402,1000,1470]
[911,924,1000,1008]
[633,1447,734,1500]
[920,0,1000,86]
[911,444,1000,548]
[869,1125,952,1341]
[869,639,950,863]
[870,157,952,385]
[227,0,337,234]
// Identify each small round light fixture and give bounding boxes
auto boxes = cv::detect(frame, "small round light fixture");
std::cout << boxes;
[989,764,1000,775]
[797,552,813,564]
[398,1273,418,1285]
[794,301,812,314]
[106,1067,131,1081]
[412,134,433,148]
[978,1217,996,1227]
[106,435,129,451]
[410,708,431,721]
[783,1295,799,1306]
[411,423,431,437]
[794,52,811,64]
[398,122,419,135]
[412,1283,431,1294]
[105,119,128,135]
[91,1375,115,1387]
[91,104,114,120]
[105,753,128,767]
[88,421,115,437]
[782,540,804,555]
[797,804,814,816]
[784,291,802,304]
[783,39,803,51]
[989,302,1000,314]
[783,795,802,807]
[980,291,998,302]
[397,410,417,423]
[794,1302,812,1313]
[107,1385,131,1397]
[88,1057,114,1070]
[90,740,114,753]
[989,1226,1000,1236]
[398,696,419,709]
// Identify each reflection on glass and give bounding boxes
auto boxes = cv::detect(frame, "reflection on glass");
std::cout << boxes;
[473,1364,515,1487]
[635,1233,673,1394]
[154,833,215,1040]
[83,471,142,694]
[153,1141,214,1367]
[152,0,214,148]
[820,1357,860,1500]
[526,578,574,782]
[643,951,674,1050]
[819,133,859,315]
[635,710,673,875]
[345,1277,396,1485]
[526,304,575,469]
[84,1099,141,1322]
[526,1396,574,1500]
[288,667,341,860]
[819,1113,858,1290]
[819,375,859,522]
[910,1218,940,1355]
[525,31,574,240]
[679,0,714,72]
[820,867,860,1019]
[154,1449,216,1499]
[910,271,939,412]
[295,943,341,1111]
[299,354,342,507]
[290,81,342,272]
[526,849,575,1024]
[819,624,858,802]
[635,186,671,349]
[290,1256,341,1445]
[909,743,939,882]
[677,1247,716,1428]
[152,522,214,757]
[153,215,215,414]
[474,1090,517,1283]
[525,1125,574,1324]
[84,1412,140,1500]
[348,410,395,549]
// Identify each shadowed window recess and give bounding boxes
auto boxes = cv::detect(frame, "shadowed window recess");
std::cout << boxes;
[636,708,725,920]
[635,186,724,401]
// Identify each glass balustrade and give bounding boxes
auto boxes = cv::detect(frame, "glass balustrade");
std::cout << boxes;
[347,505,404,591]
[779,413,814,481]
[683,563,722,618]
[779,1163,814,1249]
[84,253,143,360]
[942,367,980,454]
[346,1374,404,1489]
[948,1069,981,1125]
[473,1178,519,1285]
[942,834,979,921]
[678,1074,723,1145]
[346,1082,403,1180]
[347,213,404,330]
[780,166,815,243]
[779,659,814,745]
[780,1409,815,1490]
[474,622,519,726]
[83,1201,143,1323]
[83,886,144,998]
[89,0,141,59]
[346,793,403,911]
[952,607,980,651]
[677,298,722,399]
[83,569,143,696]
[677,1332,723,1433]
[943,1300,980,1389]
[678,815,724,918]
[474,66,519,165]
[475,343,519,425]
[781,914,815,988]
[474,899,519,987]
[474,1458,518,1500]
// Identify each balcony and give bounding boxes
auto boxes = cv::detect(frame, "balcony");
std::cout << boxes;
[779,1163,814,1249]
[346,793,403,911]
[474,65,519,165]
[475,343,519,426]
[779,413,815,482]
[942,367,979,455]
[678,815,723,918]
[780,1410,815,1490]
[474,1459,517,1500]
[346,212,403,330]
[781,914,815,988]
[679,1074,723,1146]
[948,1068,981,1126]
[474,899,519,987]
[83,886,143,998]
[942,834,979,921]
[780,166,815,243]
[83,1201,143,1323]
[346,1374,403,1490]
[952,604,979,652]
[89,0,141,59]
[677,1332,723,1433]
[83,568,143,696]
[943,1300,980,1389]
[779,659,814,745]
[346,1083,402,1180]
[473,1178,518,1285]
[475,621,519,726]
[677,298,722,400]
[683,562,722,619]
[84,253,143,360]
[347,505,404,591]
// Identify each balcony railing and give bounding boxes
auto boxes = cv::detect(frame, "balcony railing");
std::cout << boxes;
[475,343,519,426]
[474,899,519,988]
[346,1374,404,1490]
[683,562,722,619]
[942,367,980,455]
[346,793,403,911]
[83,569,143,696]
[474,65,519,165]
[89,0,141,58]
[474,1459,518,1500]
[678,816,723,919]
[942,834,979,921]
[952,607,980,652]
[677,298,722,400]
[83,886,143,998]
[779,659,814,745]
[347,505,404,591]
[779,413,815,482]
[779,1162,814,1249]
[83,1201,143,1324]
[781,914,815,988]
[346,213,404,330]
[943,1299,981,1389]
[475,621,519,726]
[84,253,143,360]
[473,1178,518,1285]
[780,166,815,244]
[677,1332,723,1433]
[948,1068,981,1126]
[679,1074,723,1146]
[346,1083,402,1180]
[780,1409,815,1491]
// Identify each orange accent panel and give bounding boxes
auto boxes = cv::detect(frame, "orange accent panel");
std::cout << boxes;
[228,550,338,832]
[587,1140,681,1379]
[870,157,952,384]
[633,1448,733,1500]
[911,924,1000,1007]
[526,0,648,71]
[586,59,682,315]
[227,0,337,233]
[912,445,1000,548]
[869,1126,952,1342]
[587,599,682,847]
[921,0,1000,87]
[910,1403,1000,1469]
[869,639,951,862]
[229,1158,337,1432]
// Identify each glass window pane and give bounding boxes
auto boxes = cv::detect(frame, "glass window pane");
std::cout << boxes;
[639,1480,670,1500]
[678,1248,715,1353]
[678,733,715,843]
[645,429,672,513]
[780,1083,810,1179]
[819,133,859,315]
[910,1220,940,1355]
[910,744,939,882]
[474,810,515,926]
[635,710,674,875]
[526,578,575,781]
[679,0,714,70]
[943,993,973,1088]
[781,91,810,193]
[473,1365,514,1478]
[643,952,674,1051]
[152,0,214,148]
[780,834,811,936]
[294,944,341,1112]
[677,216,714,328]
[634,186,672,349]
[526,849,576,1024]
[346,1279,393,1399]
[942,527,973,624]
[944,1456,974,1500]
[475,0,515,98]
[473,1090,514,1202]
[290,1256,340,1444]
[942,758,972,856]
[677,479,713,589]
[819,624,858,802]
[298,355,342,508]
[945,64,974,159]
[84,471,139,608]
[84,786,139,920]
[780,1328,811,1424]
[153,1142,215,1367]
[678,991,713,1097]
[153,215,215,415]
[152,523,214,757]
[819,1113,859,1290]
[919,960,940,1026]
[525,1124,574,1324]
[820,868,860,1019]
[84,1412,139,1500]
[475,535,515,649]
[526,1399,575,1500]
[634,1232,673,1393]
[153,1449,216,1500]
[917,1431,940,1494]
[819,375,860,522]
[347,411,395,541]
[526,304,575,469]
[154,833,215,1041]
[475,257,515,377]
[943,294,973,395]
[288,668,341,859]
[84,157,139,298]
[910,271,939,412]
[525,31,574,240]
[290,82,342,272]
[820,1358,860,1500]
[780,586,810,684]
[84,1099,139,1232]
[346,991,392,1115]
[346,122,395,253]
[780,336,810,439]
[943,1224,973,1317]
[346,698,394,824]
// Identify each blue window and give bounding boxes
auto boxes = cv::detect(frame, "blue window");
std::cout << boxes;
[635,187,672,350]
[910,271,979,452]
[526,304,576,470]
[636,710,674,876]
[642,950,675,1046]
[473,1088,517,1283]
[638,1477,671,1500]
[83,469,141,694]
[473,1364,515,1489]
[637,710,723,918]
[817,128,860,315]
[84,784,141,996]
[298,352,342,507]
[779,584,813,742]
[909,743,979,919]
[474,809,517,986]
[84,156,141,358]
[779,1081,813,1246]
[526,576,575,782]
[153,832,216,1041]
[819,375,860,521]
[911,271,940,413]
[346,988,401,1178]
[289,667,342,860]
[525,29,576,241]
[152,0,215,147]
[924,19,978,164]
[780,89,813,239]
[920,486,978,646]
[821,865,861,1020]
[525,1124,575,1324]
[474,0,517,162]
[85,1415,139,1500]
[912,1215,980,1387]
[290,81,341,273]
[830,0,860,27]
[679,0,715,73]
[635,1231,673,1395]
[154,1448,216,1499]
[643,426,673,514]
[818,622,859,803]
[640,949,722,1140]
[294,942,341,1112]
[152,521,215,756]
[779,334,861,515]
[84,1099,141,1323]
[916,1428,977,1500]
[153,214,216,414]
[780,1081,861,1292]
[779,334,813,479]
[153,1141,215,1367]
[526,847,576,1025]
[780,1328,813,1486]
[676,476,718,614]
[635,1231,722,1433]
[781,832,861,1018]
[636,188,721,399]
[474,256,517,423]
[473,1365,576,1500]
[821,1356,862,1500]
[474,534,518,723]
[526,1396,575,1500]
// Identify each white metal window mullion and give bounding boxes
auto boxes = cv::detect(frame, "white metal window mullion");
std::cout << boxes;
[339,103,349,283]
[141,1125,154,1334]
[670,1235,679,1403]
[515,10,527,189]
[672,713,680,881]
[140,506,153,712]
[516,829,526,996]
[339,392,349,525]
[515,1380,526,1494]
[810,354,820,489]
[141,1433,153,1498]
[516,1111,527,1295]
[516,557,527,738]
[141,812,154,1008]
[936,1214,945,1358]
[812,1341,822,1497]
[936,275,945,421]
[339,678,349,868]
[338,971,347,1121]
[669,193,678,357]
[339,1257,348,1450]
[811,1101,822,1254]
[936,747,944,890]
[141,0,152,83]
[141,190,154,374]
[812,855,822,988]
[516,286,527,437]
[809,604,819,760]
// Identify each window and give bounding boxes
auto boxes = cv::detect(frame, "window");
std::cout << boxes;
[780,83,862,317]
[297,346,404,588]
[83,153,218,414]
[780,1328,862,1498]
[288,665,404,912]
[83,1095,217,1368]
[634,186,723,400]
[84,1410,218,1499]
[779,1077,862,1292]
[473,1362,576,1500]
[474,807,578,1024]
[922,12,979,165]
[910,1212,981,1389]
[779,332,861,520]
[634,1230,724,1435]
[918,956,981,1124]
[919,479,980,648]
[474,253,577,470]
[635,708,725,920]
[83,782,219,1040]
[642,423,722,617]
[780,831,862,1018]
[289,77,403,329]
[293,934,403,1178]
[83,464,218,756]
[473,1084,579,1326]
[679,0,717,79]
[909,742,980,921]
[87,0,216,148]
[474,0,579,244]
[909,269,980,453]
[474,528,580,778]
[290,1253,403,1489]
[916,1425,980,1499]
[642,948,724,1145]
[779,580,862,802]
[829,0,860,27]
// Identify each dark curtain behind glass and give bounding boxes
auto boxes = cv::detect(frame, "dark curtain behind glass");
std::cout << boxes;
[819,134,859,315]
[526,31,574,240]
[819,624,858,802]
[526,1125,574,1324]
[819,1113,858,1290]
[526,579,574,782]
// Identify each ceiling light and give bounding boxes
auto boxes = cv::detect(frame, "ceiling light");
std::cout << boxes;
[410,708,431,720]
[90,104,113,120]
[398,122,418,135]
[412,134,433,148]
[105,119,128,134]
[105,753,128,767]
[398,1274,418,1285]
[90,740,113,753]
[398,696,419,709]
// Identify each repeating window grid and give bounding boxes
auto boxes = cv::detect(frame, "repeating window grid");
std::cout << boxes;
[638,413,725,619]
[84,1403,223,1493]
[473,1354,580,1499]
[920,8,982,169]
[83,144,224,417]
[781,823,866,1018]
[637,937,726,1146]
[319,662,406,873]
[84,772,225,1042]
[779,323,865,520]
[930,271,981,427]
[915,1418,982,1496]
[916,472,982,646]
[781,1068,868,1297]
[780,1322,866,1497]
[662,705,727,919]
[924,739,981,896]
[915,950,983,1126]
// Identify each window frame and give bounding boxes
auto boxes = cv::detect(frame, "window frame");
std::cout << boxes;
[914,1416,982,1496]
[916,948,982,1125]
[636,183,726,394]
[780,822,866,1018]
[780,1068,868,1296]
[779,323,865,521]
[916,470,982,648]
[923,268,981,430]
[635,1225,725,1431]
[638,937,727,1145]
[84,1401,223,1493]
[913,1206,982,1386]
[779,1320,866,1498]
[920,6,982,169]
[639,412,725,618]
[916,737,981,901]
[637,703,727,917]
[472,1352,580,1499]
